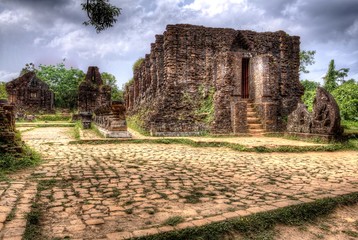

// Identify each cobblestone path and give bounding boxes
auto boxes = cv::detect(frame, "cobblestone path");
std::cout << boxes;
[1,127,357,239]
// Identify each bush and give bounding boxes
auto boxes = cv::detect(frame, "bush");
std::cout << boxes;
[332,81,358,121]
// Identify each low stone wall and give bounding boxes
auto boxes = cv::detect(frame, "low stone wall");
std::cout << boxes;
[93,101,131,138]
[0,100,22,154]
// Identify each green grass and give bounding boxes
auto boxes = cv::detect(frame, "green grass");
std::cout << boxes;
[90,124,105,138]
[36,114,71,122]
[127,116,150,136]
[0,145,41,180]
[163,216,185,226]
[68,138,357,153]
[72,121,81,140]
[133,192,358,240]
[23,179,53,240]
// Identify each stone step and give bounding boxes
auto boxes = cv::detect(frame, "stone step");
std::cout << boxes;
[248,129,266,134]
[247,118,261,124]
[247,112,256,117]
[247,124,263,129]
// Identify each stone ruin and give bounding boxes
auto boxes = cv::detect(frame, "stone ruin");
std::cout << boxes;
[94,100,131,138]
[124,24,303,136]
[78,66,111,114]
[5,71,54,115]
[0,100,22,154]
[77,66,111,129]
[77,67,131,137]
[287,87,343,140]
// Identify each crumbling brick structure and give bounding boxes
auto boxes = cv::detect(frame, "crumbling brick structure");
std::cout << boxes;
[6,72,54,113]
[125,24,303,135]
[78,66,111,113]
[0,100,22,154]
[287,87,343,141]
[93,100,131,138]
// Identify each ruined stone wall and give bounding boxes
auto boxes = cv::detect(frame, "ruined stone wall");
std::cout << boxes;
[0,100,21,154]
[93,101,131,138]
[78,66,111,113]
[125,24,302,135]
[287,87,343,140]
[5,72,54,114]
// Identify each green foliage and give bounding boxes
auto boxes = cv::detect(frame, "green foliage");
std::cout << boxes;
[299,50,316,74]
[133,58,144,72]
[332,81,358,121]
[101,72,123,101]
[124,78,134,90]
[69,137,357,152]
[301,79,320,92]
[35,61,85,109]
[0,81,7,99]
[36,114,71,122]
[127,114,150,136]
[300,80,320,112]
[81,0,121,33]
[323,59,349,92]
[73,121,82,140]
[163,216,185,226]
[196,86,215,124]
[0,145,41,178]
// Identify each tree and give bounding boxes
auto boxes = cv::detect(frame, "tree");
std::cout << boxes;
[299,50,316,74]
[101,72,123,101]
[332,80,358,121]
[82,0,121,33]
[19,63,36,76]
[323,59,349,92]
[300,79,320,112]
[0,82,7,99]
[132,58,144,72]
[35,61,85,109]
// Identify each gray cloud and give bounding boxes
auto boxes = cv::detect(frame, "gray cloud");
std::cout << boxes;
[0,0,357,85]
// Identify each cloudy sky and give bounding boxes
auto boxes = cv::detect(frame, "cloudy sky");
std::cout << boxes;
[1,0,358,87]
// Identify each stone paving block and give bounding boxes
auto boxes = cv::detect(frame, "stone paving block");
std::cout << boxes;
[157,225,175,233]
[206,215,226,223]
[191,218,211,227]
[132,228,159,238]
[85,218,105,225]
[106,231,133,240]
[174,221,195,230]
[222,211,240,219]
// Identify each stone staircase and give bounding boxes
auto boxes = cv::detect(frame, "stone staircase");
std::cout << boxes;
[246,102,265,135]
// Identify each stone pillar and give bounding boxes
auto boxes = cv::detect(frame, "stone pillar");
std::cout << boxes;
[80,112,92,129]
[231,96,248,133]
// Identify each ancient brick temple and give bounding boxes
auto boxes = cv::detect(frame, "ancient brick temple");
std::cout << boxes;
[125,24,303,135]
[5,72,54,113]
[78,66,111,113]
[0,100,22,154]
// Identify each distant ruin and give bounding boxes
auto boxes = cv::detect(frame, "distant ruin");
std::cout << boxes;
[78,67,130,137]
[78,66,111,114]
[125,24,302,136]
[5,72,54,114]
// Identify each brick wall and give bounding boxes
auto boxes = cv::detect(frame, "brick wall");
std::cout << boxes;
[125,24,303,135]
